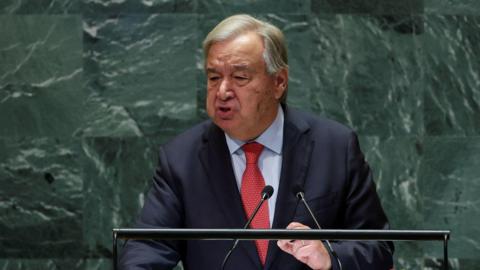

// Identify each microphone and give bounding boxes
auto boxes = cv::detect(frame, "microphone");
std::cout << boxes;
[293,185,343,270]
[221,185,274,270]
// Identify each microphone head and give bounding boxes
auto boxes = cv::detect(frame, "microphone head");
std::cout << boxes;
[262,185,274,199]
[292,184,304,199]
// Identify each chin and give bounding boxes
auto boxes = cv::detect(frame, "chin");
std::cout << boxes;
[213,119,237,136]
[214,118,232,130]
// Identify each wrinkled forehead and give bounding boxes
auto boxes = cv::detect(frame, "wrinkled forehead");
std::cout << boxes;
[205,32,266,71]
[206,63,256,74]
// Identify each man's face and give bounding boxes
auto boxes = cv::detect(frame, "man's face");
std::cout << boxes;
[205,32,287,141]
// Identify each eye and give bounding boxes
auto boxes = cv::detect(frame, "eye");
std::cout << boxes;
[208,76,220,82]
[234,76,248,81]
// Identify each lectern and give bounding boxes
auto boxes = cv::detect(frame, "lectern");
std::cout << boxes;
[113,228,450,270]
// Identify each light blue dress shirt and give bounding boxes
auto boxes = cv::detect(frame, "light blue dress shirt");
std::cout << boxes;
[224,106,284,227]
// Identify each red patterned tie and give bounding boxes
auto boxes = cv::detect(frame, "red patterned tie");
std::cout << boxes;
[240,142,270,266]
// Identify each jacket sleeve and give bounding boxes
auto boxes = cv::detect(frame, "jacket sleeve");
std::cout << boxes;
[119,147,184,270]
[330,132,394,270]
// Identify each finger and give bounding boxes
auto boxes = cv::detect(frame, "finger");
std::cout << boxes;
[295,245,315,264]
[298,241,332,268]
[282,239,308,254]
[288,222,313,229]
[277,239,294,253]
[277,239,290,248]
[291,239,309,254]
[286,222,309,229]
[286,222,303,229]
[284,223,310,245]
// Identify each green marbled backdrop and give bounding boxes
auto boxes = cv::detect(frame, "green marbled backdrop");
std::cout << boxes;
[0,0,479,269]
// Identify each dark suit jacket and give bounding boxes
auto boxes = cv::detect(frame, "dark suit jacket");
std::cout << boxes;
[120,107,394,270]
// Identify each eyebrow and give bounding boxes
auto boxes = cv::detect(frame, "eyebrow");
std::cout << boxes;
[206,68,218,74]
[232,64,254,72]
[231,64,248,70]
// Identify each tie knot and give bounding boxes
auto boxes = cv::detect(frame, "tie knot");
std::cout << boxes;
[242,142,264,164]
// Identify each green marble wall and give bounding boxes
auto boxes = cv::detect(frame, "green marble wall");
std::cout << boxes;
[1,1,479,269]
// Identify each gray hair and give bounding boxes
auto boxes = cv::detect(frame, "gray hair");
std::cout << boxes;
[203,14,289,75]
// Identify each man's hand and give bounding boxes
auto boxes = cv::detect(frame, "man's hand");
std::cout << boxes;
[277,222,332,270]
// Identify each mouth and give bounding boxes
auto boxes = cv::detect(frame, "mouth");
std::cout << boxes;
[215,105,234,119]
[219,106,231,113]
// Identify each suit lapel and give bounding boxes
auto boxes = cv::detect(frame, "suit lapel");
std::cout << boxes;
[199,123,263,269]
[199,123,245,227]
[265,108,313,270]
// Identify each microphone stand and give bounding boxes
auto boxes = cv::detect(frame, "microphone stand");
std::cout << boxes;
[297,191,343,270]
[221,187,273,270]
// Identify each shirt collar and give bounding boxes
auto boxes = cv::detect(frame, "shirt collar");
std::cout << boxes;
[225,105,284,155]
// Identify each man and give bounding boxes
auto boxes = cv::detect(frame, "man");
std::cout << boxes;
[120,14,394,270]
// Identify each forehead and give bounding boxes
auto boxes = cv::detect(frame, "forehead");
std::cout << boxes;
[206,64,254,74]
[206,32,265,69]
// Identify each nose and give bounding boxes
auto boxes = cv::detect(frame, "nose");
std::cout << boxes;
[217,78,233,101]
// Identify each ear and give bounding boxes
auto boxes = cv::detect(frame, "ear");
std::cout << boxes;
[273,68,288,100]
